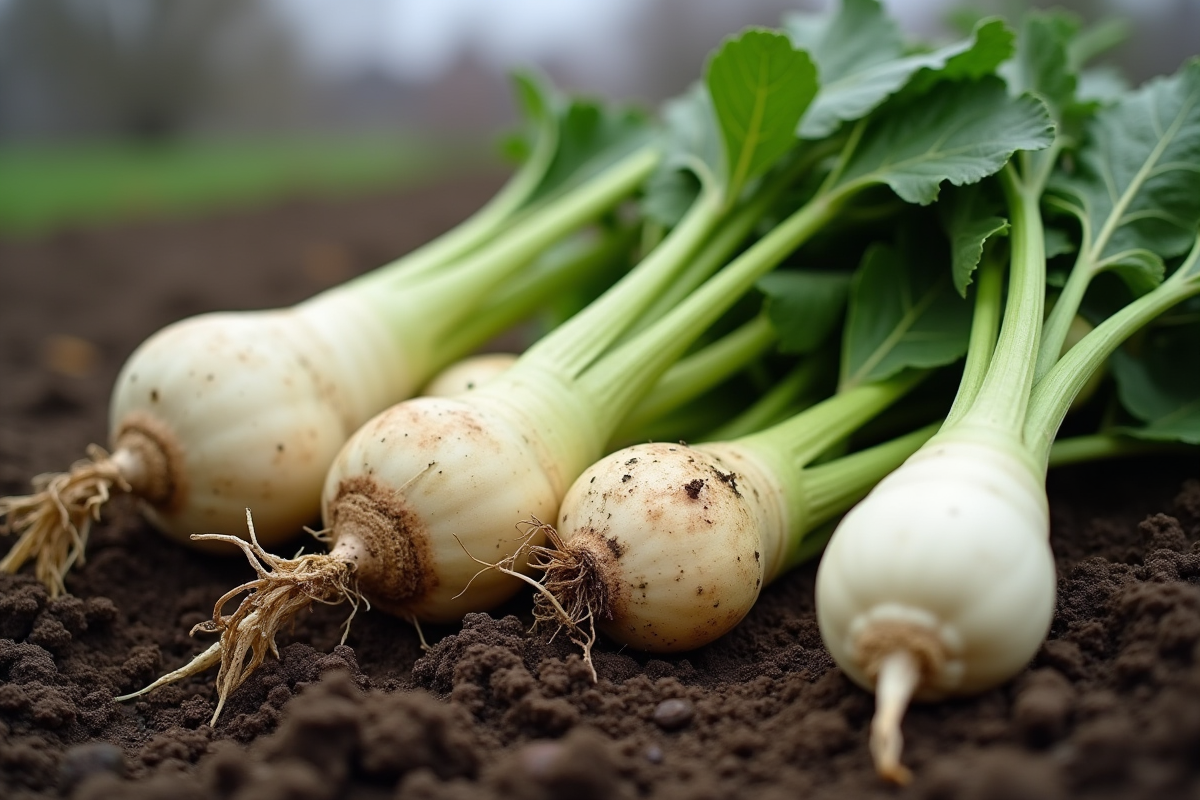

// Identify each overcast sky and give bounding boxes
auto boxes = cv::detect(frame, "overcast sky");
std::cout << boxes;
[265,0,968,81]
[1,0,1190,85]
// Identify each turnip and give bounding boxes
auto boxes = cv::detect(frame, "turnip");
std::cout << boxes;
[128,22,1053,720]
[815,43,1200,783]
[421,352,520,396]
[529,373,933,660]
[0,81,659,597]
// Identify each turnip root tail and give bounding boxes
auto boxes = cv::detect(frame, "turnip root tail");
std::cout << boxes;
[457,518,601,681]
[868,651,919,785]
[117,510,361,725]
[857,622,948,786]
[0,445,130,597]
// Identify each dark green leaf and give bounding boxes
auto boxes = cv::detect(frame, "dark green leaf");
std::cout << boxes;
[840,243,973,389]
[835,76,1054,205]
[706,28,817,201]
[999,11,1078,119]
[1105,249,1167,296]
[757,271,851,354]
[498,70,558,164]
[1111,320,1200,444]
[1044,226,1077,259]
[528,99,654,205]
[786,1,1013,140]
[902,19,1015,96]
[1067,18,1131,71]
[642,85,719,225]
[1075,66,1130,105]
[642,167,703,228]
[658,83,723,191]
[940,183,1009,297]
[1048,59,1200,277]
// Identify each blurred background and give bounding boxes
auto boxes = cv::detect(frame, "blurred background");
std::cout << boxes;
[0,0,1196,237]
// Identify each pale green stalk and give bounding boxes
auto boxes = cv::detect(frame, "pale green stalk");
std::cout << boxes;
[1025,234,1200,467]
[613,314,777,441]
[1047,433,1197,468]
[347,146,660,372]
[703,358,827,442]
[943,252,1005,428]
[435,224,639,362]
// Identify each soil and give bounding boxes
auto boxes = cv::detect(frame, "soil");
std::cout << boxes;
[2,175,1200,800]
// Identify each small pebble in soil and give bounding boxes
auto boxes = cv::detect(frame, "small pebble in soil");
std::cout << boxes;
[652,698,695,731]
[645,745,664,764]
[58,742,126,791]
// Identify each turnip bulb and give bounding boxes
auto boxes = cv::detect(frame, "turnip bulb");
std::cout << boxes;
[421,352,519,396]
[815,435,1057,782]
[541,441,775,653]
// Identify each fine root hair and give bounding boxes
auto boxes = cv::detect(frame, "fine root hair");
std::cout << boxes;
[0,445,129,597]
[455,518,606,682]
[116,509,363,725]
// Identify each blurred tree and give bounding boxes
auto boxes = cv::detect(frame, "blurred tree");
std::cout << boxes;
[0,0,304,141]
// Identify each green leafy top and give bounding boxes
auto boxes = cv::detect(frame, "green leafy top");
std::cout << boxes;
[645,28,817,224]
[999,11,1078,119]
[706,28,818,204]
[757,271,851,354]
[831,76,1055,205]
[1048,59,1200,284]
[525,95,655,207]
[1111,300,1200,444]
[940,183,1009,297]
[786,0,1013,139]
[839,235,972,389]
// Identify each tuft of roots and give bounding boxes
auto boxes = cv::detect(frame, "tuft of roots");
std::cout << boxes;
[0,445,129,597]
[116,510,363,725]
[456,518,607,682]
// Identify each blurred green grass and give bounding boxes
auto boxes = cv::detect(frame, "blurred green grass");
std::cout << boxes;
[0,136,488,238]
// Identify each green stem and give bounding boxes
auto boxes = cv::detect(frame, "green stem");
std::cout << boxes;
[943,250,1005,428]
[434,224,638,363]
[627,154,813,337]
[612,314,777,441]
[815,117,867,197]
[363,146,660,349]
[1023,139,1062,209]
[949,163,1045,439]
[578,190,846,435]
[1037,100,1187,379]
[1047,432,1198,468]
[1024,236,1200,467]
[345,113,561,285]
[779,422,939,572]
[1034,249,1095,383]
[739,369,926,469]
[522,184,727,376]
[701,357,826,442]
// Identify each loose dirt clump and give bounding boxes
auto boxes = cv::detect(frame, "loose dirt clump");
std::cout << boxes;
[3,178,1200,799]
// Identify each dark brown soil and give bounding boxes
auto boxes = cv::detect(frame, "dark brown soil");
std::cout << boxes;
[2,176,1200,800]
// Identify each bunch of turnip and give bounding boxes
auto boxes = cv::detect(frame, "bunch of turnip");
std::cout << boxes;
[6,6,1195,783]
